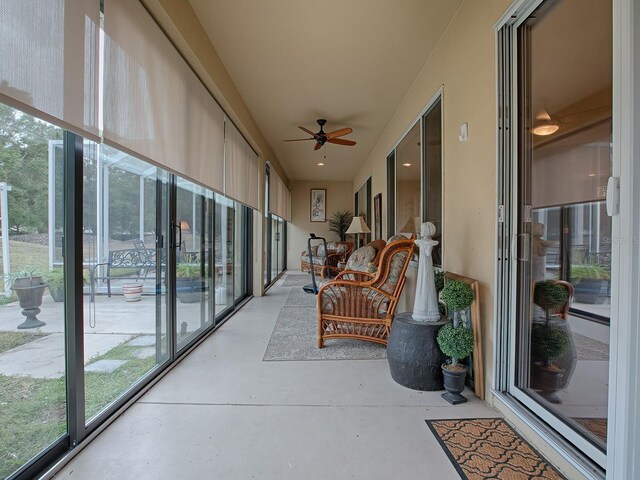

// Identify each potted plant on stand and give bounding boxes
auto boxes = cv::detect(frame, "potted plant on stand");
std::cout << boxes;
[176,263,207,303]
[8,266,48,329]
[328,210,353,241]
[44,268,65,302]
[437,280,475,404]
[570,263,610,304]
[530,280,571,403]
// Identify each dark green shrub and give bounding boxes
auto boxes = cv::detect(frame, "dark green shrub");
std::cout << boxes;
[434,271,445,293]
[533,281,569,311]
[531,323,569,362]
[437,322,474,363]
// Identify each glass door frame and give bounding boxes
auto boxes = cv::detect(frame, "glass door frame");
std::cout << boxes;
[495,0,640,477]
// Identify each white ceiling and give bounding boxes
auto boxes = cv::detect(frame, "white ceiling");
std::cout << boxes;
[188,0,463,182]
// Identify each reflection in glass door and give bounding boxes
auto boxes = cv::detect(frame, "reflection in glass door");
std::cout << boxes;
[215,194,234,322]
[175,182,214,350]
[83,143,169,424]
[512,0,612,466]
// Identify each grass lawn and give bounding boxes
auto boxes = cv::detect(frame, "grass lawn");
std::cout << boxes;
[0,336,158,478]
[0,240,50,295]
[0,331,47,354]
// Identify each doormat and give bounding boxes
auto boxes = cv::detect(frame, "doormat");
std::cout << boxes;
[574,417,607,443]
[426,418,565,480]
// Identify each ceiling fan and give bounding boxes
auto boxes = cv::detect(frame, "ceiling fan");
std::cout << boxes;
[284,119,356,150]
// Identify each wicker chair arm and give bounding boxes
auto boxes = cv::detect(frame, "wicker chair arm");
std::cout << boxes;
[318,281,395,319]
[334,270,375,282]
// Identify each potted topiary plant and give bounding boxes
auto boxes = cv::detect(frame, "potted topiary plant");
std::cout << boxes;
[328,210,353,241]
[8,266,48,329]
[530,280,571,403]
[437,280,475,404]
[570,263,610,304]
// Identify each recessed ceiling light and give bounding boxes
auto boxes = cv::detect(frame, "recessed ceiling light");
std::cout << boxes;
[588,173,597,177]
[316,162,325,166]
[402,163,412,167]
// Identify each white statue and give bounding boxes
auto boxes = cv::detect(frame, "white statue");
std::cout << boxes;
[531,223,557,283]
[412,222,441,322]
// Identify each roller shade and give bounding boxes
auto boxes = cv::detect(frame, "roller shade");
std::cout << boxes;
[103,0,224,192]
[224,118,261,210]
[0,0,100,141]
[269,168,291,222]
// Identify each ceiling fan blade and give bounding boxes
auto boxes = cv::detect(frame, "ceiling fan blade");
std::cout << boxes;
[327,138,356,146]
[326,127,353,139]
[283,138,315,142]
[314,142,322,151]
[298,126,316,136]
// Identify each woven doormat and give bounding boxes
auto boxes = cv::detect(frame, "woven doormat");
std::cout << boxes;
[426,418,565,480]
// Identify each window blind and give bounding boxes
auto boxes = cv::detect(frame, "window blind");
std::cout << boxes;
[0,0,100,141]
[269,168,291,222]
[103,0,224,192]
[224,118,261,211]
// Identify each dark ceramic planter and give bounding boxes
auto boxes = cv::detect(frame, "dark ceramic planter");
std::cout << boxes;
[441,364,467,405]
[387,313,447,391]
[573,279,605,304]
[176,278,208,303]
[12,276,47,329]
[530,362,565,404]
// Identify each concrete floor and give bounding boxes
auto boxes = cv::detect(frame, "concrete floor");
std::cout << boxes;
[52,276,499,480]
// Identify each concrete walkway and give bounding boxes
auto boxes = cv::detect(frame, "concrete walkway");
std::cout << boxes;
[0,291,219,379]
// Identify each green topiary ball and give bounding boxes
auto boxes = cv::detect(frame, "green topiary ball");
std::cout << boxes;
[533,281,569,311]
[437,322,474,360]
[440,280,474,312]
[531,323,569,361]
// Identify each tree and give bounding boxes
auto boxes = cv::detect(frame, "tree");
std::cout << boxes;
[0,104,61,234]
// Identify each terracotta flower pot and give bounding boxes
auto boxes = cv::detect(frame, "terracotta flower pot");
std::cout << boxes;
[122,283,143,302]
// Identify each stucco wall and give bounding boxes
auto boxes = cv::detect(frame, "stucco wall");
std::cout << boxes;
[287,181,354,271]
[352,0,513,397]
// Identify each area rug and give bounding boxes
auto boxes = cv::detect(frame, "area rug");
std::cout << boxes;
[426,418,565,480]
[262,289,387,361]
[281,273,314,287]
[574,417,607,443]
[573,333,609,361]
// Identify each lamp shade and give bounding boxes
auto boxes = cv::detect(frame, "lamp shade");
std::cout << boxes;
[346,216,371,234]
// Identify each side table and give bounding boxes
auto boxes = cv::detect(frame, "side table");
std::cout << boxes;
[387,312,447,391]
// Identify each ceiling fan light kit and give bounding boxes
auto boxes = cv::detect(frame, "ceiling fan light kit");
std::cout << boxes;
[283,119,357,150]
[531,119,560,136]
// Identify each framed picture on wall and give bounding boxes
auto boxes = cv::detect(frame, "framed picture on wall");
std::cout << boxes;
[310,188,326,222]
[374,193,382,240]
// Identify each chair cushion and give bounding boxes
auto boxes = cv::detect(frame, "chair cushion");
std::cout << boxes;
[345,245,378,273]
[379,250,409,294]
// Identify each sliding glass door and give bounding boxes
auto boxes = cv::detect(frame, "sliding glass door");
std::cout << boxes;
[510,0,612,466]
[175,181,214,351]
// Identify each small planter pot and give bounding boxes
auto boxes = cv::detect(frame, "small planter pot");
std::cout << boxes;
[573,279,605,304]
[176,278,208,303]
[12,276,47,329]
[49,285,65,302]
[122,283,143,302]
[441,364,468,405]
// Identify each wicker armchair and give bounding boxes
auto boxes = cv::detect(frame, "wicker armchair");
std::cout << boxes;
[301,241,353,278]
[317,238,417,347]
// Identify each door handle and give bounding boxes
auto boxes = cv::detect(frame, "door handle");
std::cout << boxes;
[606,176,619,216]
[516,233,530,262]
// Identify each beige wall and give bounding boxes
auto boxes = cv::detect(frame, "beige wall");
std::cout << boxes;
[352,0,513,398]
[287,181,354,271]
